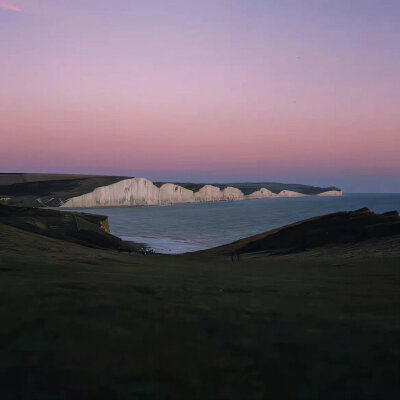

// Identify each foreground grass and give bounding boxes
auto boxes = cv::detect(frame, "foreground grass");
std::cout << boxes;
[0,222,399,399]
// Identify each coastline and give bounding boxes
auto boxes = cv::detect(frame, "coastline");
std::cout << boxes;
[61,177,342,208]
[60,193,400,254]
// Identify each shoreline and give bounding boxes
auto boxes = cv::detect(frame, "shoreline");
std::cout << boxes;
[59,193,400,254]
[59,191,344,210]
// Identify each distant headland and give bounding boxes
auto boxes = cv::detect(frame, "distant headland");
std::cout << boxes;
[0,173,342,208]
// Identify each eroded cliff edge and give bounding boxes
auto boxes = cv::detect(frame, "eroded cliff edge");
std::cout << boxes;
[61,177,342,208]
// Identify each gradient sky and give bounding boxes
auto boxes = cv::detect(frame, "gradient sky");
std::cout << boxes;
[1,0,399,192]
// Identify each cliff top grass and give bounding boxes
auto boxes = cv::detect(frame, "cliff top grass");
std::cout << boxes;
[0,204,135,251]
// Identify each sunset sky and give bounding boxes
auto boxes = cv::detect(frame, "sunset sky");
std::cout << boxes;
[1,0,399,192]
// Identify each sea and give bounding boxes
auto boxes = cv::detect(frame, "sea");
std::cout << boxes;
[66,194,400,254]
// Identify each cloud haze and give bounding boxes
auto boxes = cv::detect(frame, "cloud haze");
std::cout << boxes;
[0,2,21,12]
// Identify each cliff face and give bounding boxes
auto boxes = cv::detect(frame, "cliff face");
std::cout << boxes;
[0,205,122,249]
[318,190,343,196]
[159,183,195,205]
[245,188,275,199]
[63,178,158,207]
[223,187,244,201]
[100,218,110,233]
[277,190,307,197]
[61,178,342,208]
[192,185,243,202]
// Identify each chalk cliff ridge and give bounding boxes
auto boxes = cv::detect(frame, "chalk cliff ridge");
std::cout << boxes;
[61,178,342,208]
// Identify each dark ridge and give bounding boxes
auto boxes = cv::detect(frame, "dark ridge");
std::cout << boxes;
[0,175,128,207]
[199,208,400,256]
[0,173,105,185]
[0,204,136,251]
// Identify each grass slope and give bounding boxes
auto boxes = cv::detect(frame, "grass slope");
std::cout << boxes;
[200,208,400,256]
[0,220,399,399]
[0,174,128,206]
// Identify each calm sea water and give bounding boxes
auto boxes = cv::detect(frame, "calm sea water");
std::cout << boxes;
[66,194,400,254]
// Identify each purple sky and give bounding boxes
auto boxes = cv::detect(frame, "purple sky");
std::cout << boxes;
[1,0,399,192]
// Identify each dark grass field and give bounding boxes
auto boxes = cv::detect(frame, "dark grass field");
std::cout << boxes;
[0,221,399,399]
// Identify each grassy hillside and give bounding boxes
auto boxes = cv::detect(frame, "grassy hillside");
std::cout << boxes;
[200,208,400,256]
[0,173,128,206]
[0,218,398,399]
[0,173,103,186]
[0,205,142,252]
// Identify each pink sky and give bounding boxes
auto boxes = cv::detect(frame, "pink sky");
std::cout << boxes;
[1,0,399,191]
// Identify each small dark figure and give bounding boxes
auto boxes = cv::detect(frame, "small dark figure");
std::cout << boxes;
[231,253,234,263]
[236,252,240,262]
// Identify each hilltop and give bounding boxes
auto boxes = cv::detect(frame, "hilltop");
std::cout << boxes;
[200,208,400,256]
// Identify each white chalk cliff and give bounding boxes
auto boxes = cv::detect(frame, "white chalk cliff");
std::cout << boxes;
[159,183,195,205]
[317,190,343,196]
[245,188,275,199]
[277,190,307,197]
[61,178,342,208]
